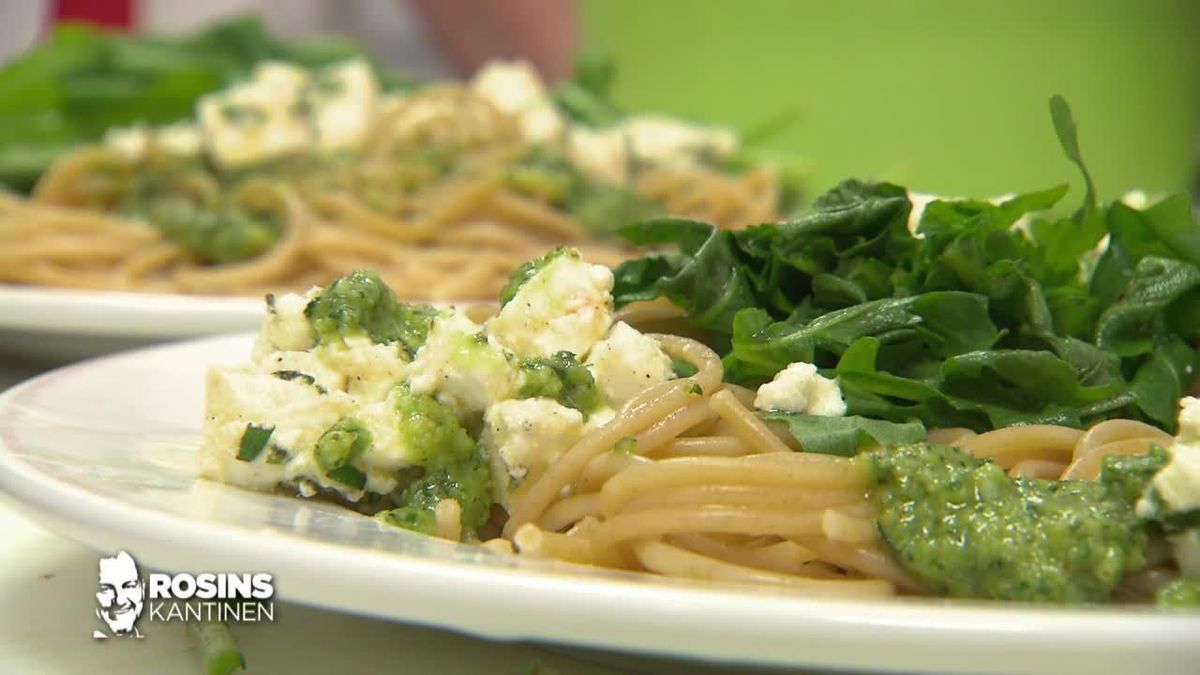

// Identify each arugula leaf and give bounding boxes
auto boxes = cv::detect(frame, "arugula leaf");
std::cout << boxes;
[762,412,925,456]
[1049,94,1097,221]
[727,292,999,380]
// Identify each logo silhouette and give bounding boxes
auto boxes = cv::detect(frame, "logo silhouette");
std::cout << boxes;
[94,551,144,639]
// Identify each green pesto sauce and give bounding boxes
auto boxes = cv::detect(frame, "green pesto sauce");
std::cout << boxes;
[867,443,1149,603]
[516,351,601,418]
[498,245,573,307]
[119,157,283,264]
[1155,578,1200,608]
[504,150,661,234]
[383,386,493,539]
[304,269,437,355]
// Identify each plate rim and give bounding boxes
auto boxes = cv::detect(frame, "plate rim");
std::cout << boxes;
[1,336,1198,674]
[0,284,264,337]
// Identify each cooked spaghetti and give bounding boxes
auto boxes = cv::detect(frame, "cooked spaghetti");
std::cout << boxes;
[1,60,784,300]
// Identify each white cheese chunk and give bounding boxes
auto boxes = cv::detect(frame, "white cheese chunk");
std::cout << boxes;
[198,366,352,491]
[1177,396,1200,444]
[308,59,379,151]
[481,397,584,506]
[471,60,564,143]
[408,310,517,418]
[1170,529,1200,578]
[586,322,674,408]
[155,122,202,157]
[621,114,737,168]
[488,250,614,359]
[251,290,318,361]
[566,125,630,184]
[104,125,149,160]
[198,61,312,168]
[255,349,346,394]
[315,336,410,402]
[754,361,847,416]
[356,390,420,471]
[1152,442,1200,515]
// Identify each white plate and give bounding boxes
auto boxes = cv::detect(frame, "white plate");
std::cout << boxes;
[0,285,263,364]
[0,334,1197,674]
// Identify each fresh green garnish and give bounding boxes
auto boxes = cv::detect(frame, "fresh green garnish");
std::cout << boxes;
[687,382,703,395]
[313,417,371,473]
[235,423,274,462]
[612,437,638,455]
[305,269,438,354]
[670,358,698,378]
[382,387,493,539]
[868,443,1150,603]
[499,246,573,307]
[325,464,367,490]
[763,412,924,457]
[271,370,326,394]
[551,51,622,127]
[516,351,601,417]
[185,619,245,675]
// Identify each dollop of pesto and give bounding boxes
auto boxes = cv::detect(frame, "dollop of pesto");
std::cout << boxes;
[867,443,1150,603]
[1155,578,1200,608]
[498,246,573,307]
[314,417,371,490]
[383,387,493,539]
[305,269,437,355]
[516,351,601,418]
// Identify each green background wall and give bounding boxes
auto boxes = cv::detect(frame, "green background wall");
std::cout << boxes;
[582,0,1200,202]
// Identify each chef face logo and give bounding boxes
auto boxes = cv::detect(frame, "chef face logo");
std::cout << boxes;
[95,551,145,638]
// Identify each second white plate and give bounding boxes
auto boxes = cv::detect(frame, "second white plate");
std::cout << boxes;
[0,285,263,364]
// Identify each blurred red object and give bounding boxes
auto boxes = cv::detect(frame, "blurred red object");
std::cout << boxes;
[53,0,134,29]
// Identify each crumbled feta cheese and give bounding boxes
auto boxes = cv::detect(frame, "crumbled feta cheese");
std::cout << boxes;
[1152,442,1200,515]
[315,336,410,401]
[480,398,584,506]
[308,59,379,151]
[1171,529,1200,578]
[488,252,614,359]
[104,125,149,160]
[408,310,517,418]
[567,125,630,184]
[155,122,202,157]
[586,322,674,408]
[252,290,318,360]
[198,61,312,168]
[621,114,737,168]
[355,389,423,471]
[198,366,353,490]
[754,361,847,416]
[471,60,564,143]
[256,349,346,394]
[1177,396,1200,444]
